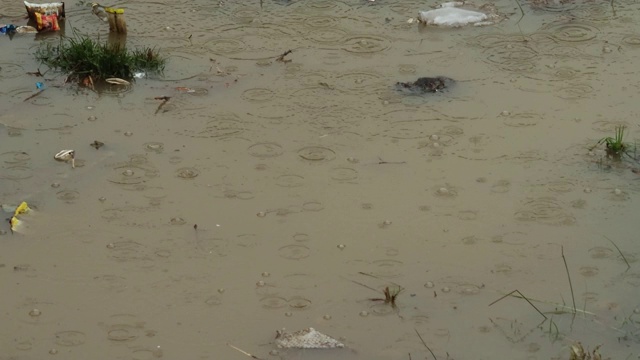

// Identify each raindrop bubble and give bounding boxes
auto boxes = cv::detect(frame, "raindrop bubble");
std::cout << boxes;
[430,134,439,141]
[584,188,592,193]
[424,281,435,288]
[383,220,392,226]
[633,308,640,314]
[614,188,622,195]
[261,272,271,277]
[106,243,115,249]
[256,280,265,287]
[51,182,60,188]
[99,197,106,202]
[337,244,346,250]
[442,287,451,293]
[359,310,369,317]
[124,131,133,137]
[49,348,58,355]
[87,116,97,121]
[501,110,510,116]
[383,100,389,105]
[347,157,359,163]
[217,288,225,294]
[123,169,134,176]
[86,106,95,110]
[432,142,440,148]
[323,314,332,320]
[438,187,449,195]
[284,312,293,317]
[257,211,266,217]
[29,309,41,317]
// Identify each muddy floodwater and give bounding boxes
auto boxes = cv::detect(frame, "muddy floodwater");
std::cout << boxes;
[2,0,640,359]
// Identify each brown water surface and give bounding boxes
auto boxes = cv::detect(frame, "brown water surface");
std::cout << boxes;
[1,0,640,359]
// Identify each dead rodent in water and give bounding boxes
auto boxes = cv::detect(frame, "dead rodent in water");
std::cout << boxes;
[396,76,455,93]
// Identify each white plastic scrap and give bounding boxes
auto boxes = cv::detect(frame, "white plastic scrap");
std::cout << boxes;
[418,2,496,27]
[275,328,344,349]
[418,7,488,26]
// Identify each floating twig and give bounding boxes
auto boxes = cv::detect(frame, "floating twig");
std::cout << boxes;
[489,289,547,320]
[26,69,43,76]
[561,246,577,314]
[350,279,381,293]
[154,96,171,115]
[227,343,263,360]
[276,49,292,63]
[414,329,437,360]
[23,89,45,102]
[513,0,524,25]
[604,235,630,271]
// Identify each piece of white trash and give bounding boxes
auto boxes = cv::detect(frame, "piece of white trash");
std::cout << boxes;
[418,7,488,26]
[275,328,344,349]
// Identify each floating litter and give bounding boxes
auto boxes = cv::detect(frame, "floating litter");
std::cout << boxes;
[1,201,31,233]
[105,78,130,85]
[275,328,344,349]
[54,149,75,168]
[418,7,487,26]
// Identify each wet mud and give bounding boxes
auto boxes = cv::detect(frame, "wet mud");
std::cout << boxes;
[1,0,640,359]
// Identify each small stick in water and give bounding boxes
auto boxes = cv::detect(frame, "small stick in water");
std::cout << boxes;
[227,343,263,360]
[276,50,292,63]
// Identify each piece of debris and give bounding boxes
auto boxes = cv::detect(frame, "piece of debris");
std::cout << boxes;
[24,1,65,32]
[4,201,31,233]
[570,342,602,360]
[176,87,195,93]
[417,2,503,27]
[275,328,344,349]
[92,2,108,22]
[90,140,104,150]
[154,96,170,114]
[396,76,454,93]
[276,50,292,63]
[54,149,75,168]
[105,77,130,85]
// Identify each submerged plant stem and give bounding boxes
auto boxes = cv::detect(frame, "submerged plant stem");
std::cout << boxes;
[561,246,577,314]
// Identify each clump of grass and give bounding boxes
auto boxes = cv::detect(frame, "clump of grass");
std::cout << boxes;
[569,342,603,360]
[35,34,165,82]
[592,125,627,160]
[370,286,403,308]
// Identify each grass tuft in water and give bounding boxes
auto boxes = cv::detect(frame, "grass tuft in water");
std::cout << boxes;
[35,34,165,82]
[592,125,627,160]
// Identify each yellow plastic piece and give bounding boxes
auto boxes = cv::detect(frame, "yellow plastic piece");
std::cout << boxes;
[10,216,20,231]
[105,7,124,14]
[14,202,30,216]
